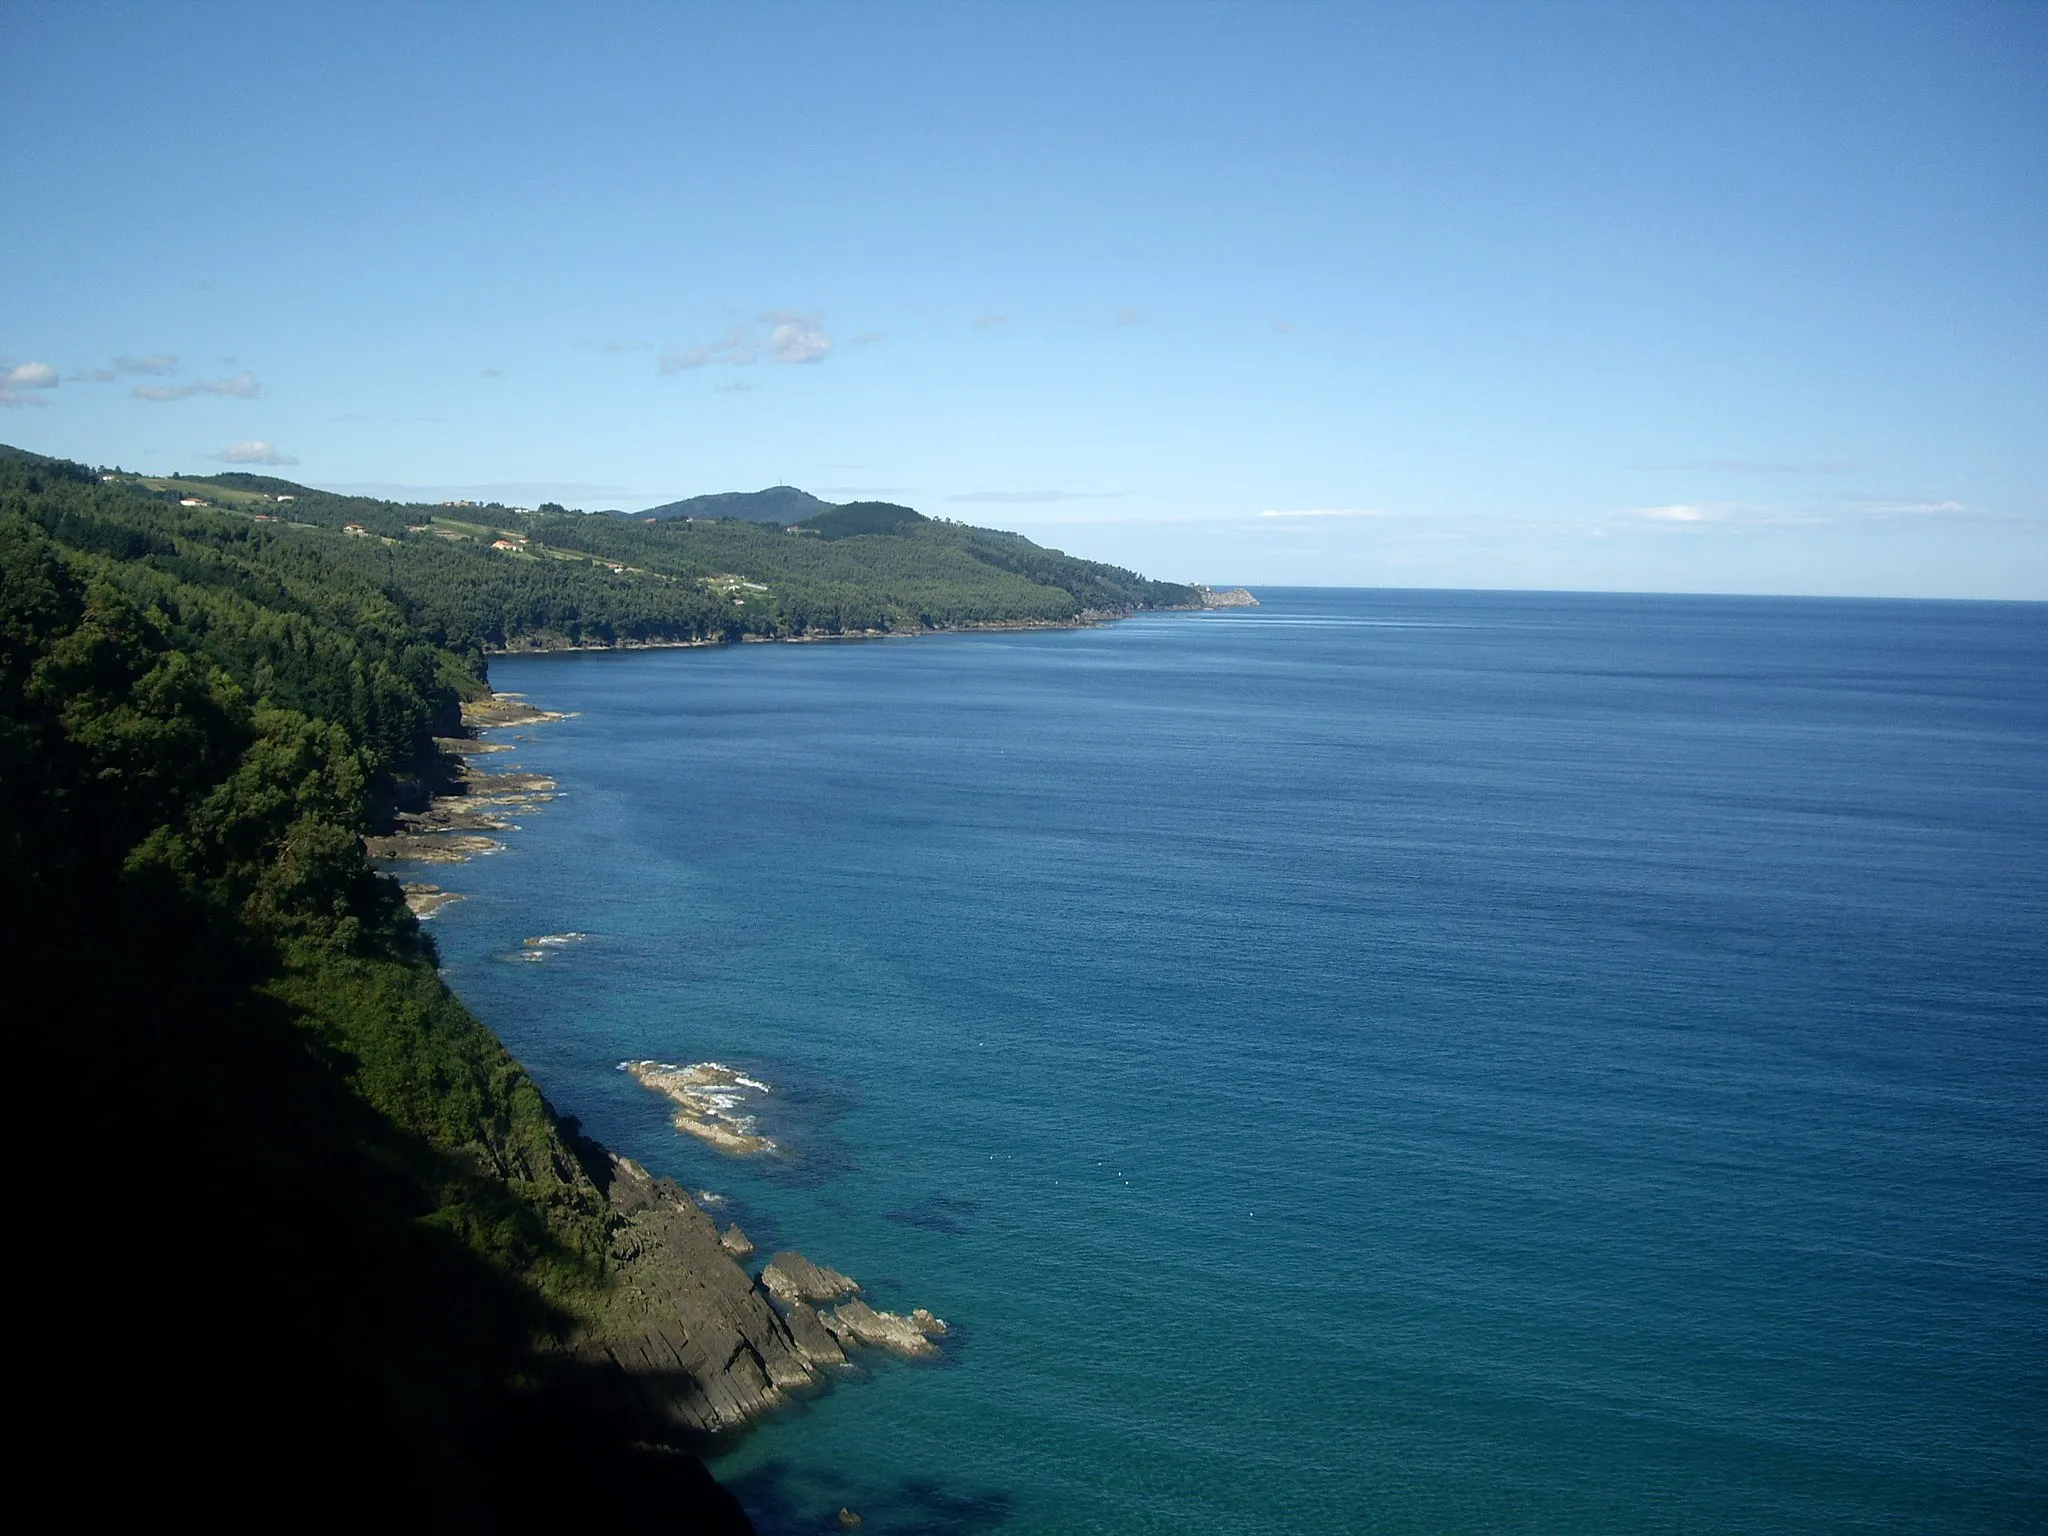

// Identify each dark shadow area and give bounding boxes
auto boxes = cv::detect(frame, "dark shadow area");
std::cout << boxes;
[5,894,746,1528]
[724,1458,1015,1536]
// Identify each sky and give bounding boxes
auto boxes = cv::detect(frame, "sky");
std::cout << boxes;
[3,1,2044,597]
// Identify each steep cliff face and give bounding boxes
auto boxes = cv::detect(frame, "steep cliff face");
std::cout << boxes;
[575,1156,829,1430]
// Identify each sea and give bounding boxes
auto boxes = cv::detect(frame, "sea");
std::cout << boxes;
[413,588,2047,1534]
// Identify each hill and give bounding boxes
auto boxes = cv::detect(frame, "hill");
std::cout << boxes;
[792,499,927,540]
[635,485,834,524]
[56,461,1197,649]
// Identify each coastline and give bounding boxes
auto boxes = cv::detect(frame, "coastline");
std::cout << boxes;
[370,675,952,1453]
[482,592,1255,655]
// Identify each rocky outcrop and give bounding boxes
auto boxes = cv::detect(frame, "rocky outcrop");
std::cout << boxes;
[781,1301,849,1368]
[399,882,463,917]
[365,702,562,867]
[576,1156,820,1432]
[564,1171,949,1435]
[760,1251,859,1305]
[461,693,574,728]
[718,1223,755,1258]
[1196,585,1259,608]
[621,1060,776,1154]
[821,1298,947,1358]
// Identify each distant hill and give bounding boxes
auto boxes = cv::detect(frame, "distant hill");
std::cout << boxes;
[794,500,927,540]
[5,445,1199,650]
[635,485,834,524]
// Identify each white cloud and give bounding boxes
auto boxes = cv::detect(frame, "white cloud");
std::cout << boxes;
[763,310,832,364]
[659,311,838,374]
[134,370,260,402]
[1620,502,1826,528]
[214,440,298,466]
[1,360,57,405]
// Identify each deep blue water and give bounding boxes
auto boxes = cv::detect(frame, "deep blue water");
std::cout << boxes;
[415,589,2047,1534]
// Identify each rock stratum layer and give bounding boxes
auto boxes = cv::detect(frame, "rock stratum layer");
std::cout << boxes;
[560,1155,946,1438]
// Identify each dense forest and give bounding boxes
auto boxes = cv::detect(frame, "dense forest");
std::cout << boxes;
[63,459,1197,652]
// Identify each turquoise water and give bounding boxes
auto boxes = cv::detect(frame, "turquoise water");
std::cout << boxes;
[418,590,2047,1533]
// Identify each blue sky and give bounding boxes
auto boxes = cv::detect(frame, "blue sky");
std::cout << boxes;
[3,1,2043,596]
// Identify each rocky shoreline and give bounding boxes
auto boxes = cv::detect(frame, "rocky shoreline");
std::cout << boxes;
[367,689,951,1448]
[578,1156,948,1437]
[483,595,1255,654]
[368,696,569,892]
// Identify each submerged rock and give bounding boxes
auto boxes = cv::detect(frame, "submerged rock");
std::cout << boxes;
[760,1251,859,1304]
[620,1060,776,1155]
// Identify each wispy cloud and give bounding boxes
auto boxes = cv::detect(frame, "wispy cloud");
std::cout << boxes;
[660,311,836,373]
[134,370,260,402]
[818,485,914,498]
[72,353,181,383]
[712,381,753,393]
[214,440,297,466]
[481,367,505,378]
[973,313,1009,329]
[1255,507,1391,519]
[660,328,752,372]
[1845,497,1972,518]
[1,361,58,406]
[1111,307,1146,328]
[948,489,1126,505]
[1619,501,1833,529]
[1270,319,1293,334]
[1633,458,1856,474]
[1623,496,1973,529]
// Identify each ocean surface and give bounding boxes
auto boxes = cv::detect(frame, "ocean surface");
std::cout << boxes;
[415,589,2047,1534]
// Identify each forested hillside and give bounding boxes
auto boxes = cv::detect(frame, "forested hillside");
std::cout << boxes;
[63,459,1194,649]
[1,441,1196,1525]
[0,445,748,1528]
